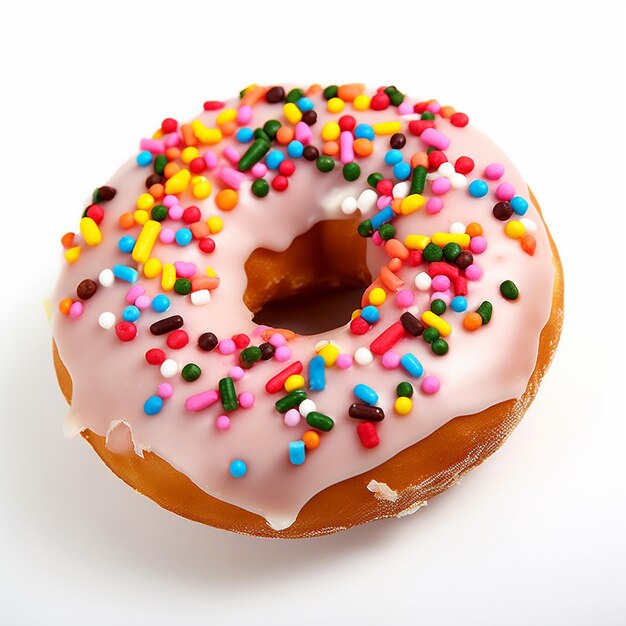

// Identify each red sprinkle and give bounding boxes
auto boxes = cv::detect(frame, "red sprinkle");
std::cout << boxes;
[145,348,166,365]
[453,275,468,296]
[408,119,435,136]
[85,204,104,225]
[189,157,206,174]
[272,175,289,191]
[376,179,393,196]
[370,92,390,110]
[338,115,356,131]
[167,329,189,349]
[454,156,474,174]
[413,102,428,114]
[182,206,201,224]
[450,112,469,127]
[278,160,296,177]
[356,422,379,448]
[407,250,423,267]
[370,322,406,355]
[199,237,215,254]
[161,118,178,133]
[203,100,225,111]
[232,333,250,349]
[115,321,137,342]
[265,361,303,394]
[428,150,447,170]
[350,316,370,336]
[427,262,460,280]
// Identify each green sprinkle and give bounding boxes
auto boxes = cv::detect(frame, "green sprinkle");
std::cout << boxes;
[263,119,281,140]
[357,219,374,238]
[367,172,384,188]
[430,299,447,315]
[378,223,395,241]
[384,86,405,106]
[240,346,262,368]
[343,162,361,181]
[285,88,304,104]
[443,242,462,263]
[476,301,493,325]
[396,381,414,398]
[431,339,449,356]
[251,178,269,197]
[219,377,238,411]
[409,165,427,195]
[423,327,440,344]
[151,205,168,222]
[421,112,435,120]
[154,154,168,176]
[323,85,338,100]
[275,390,307,413]
[238,139,270,172]
[423,243,444,262]
[181,363,201,382]
[174,278,192,295]
[305,411,334,432]
[253,128,270,142]
[500,280,520,301]
[316,156,335,173]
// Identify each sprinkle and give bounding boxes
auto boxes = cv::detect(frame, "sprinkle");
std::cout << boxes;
[157,383,174,399]
[476,301,494,325]
[421,375,441,394]
[400,353,424,378]
[238,391,255,409]
[216,415,231,430]
[185,389,218,412]
[432,232,470,248]
[198,332,218,351]
[394,396,412,415]
[115,321,137,342]
[308,355,326,391]
[305,411,334,432]
[354,347,374,366]
[370,322,406,355]
[80,217,102,247]
[284,409,301,427]
[181,363,201,382]
[348,404,385,422]
[266,361,304,394]
[356,422,379,448]
[381,351,401,369]
[399,312,425,336]
[98,312,115,329]
[289,441,306,465]
[112,264,138,284]
[218,377,238,411]
[298,399,316,417]
[500,280,520,301]
[318,343,339,366]
[275,390,307,413]
[150,315,183,335]
[420,127,451,150]
[229,460,247,478]
[373,121,401,135]
[421,311,451,337]
[144,396,163,415]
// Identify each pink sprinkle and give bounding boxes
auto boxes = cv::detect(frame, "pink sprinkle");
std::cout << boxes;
[218,339,236,355]
[269,333,286,347]
[157,383,174,399]
[395,289,415,308]
[484,163,505,180]
[229,366,245,381]
[426,101,441,114]
[469,236,488,254]
[377,195,392,210]
[238,391,255,409]
[159,228,175,244]
[295,121,312,144]
[185,390,219,412]
[163,133,180,148]
[465,264,483,281]
[162,195,179,208]
[274,346,292,362]
[204,151,218,169]
[284,409,301,427]
[174,261,197,278]
[237,105,253,125]
[431,291,451,305]
[426,197,444,214]
[216,415,231,430]
[340,131,355,164]
[69,301,83,319]
[125,285,145,304]
[431,177,451,195]
[140,138,165,154]
[421,375,440,394]
[168,205,183,220]
[134,295,151,310]
[372,231,383,246]
[223,146,240,165]
[495,182,515,201]
[336,354,353,369]
[397,102,413,115]
[420,127,451,150]
[250,163,267,178]
[382,351,401,369]
[219,166,245,190]
[432,275,451,291]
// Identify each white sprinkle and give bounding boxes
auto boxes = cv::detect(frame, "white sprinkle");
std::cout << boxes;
[98,268,114,287]
[354,347,373,366]
[357,189,378,213]
[298,399,316,417]
[314,339,330,352]
[392,181,410,199]
[160,359,178,378]
[98,312,115,329]
[449,221,466,234]
[415,272,432,291]
[437,161,455,178]
[450,172,468,189]
[520,217,537,233]
[367,480,399,502]
[190,289,211,305]
[341,196,358,215]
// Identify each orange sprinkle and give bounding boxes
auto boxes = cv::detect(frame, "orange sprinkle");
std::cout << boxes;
[220,120,237,137]
[165,146,181,161]
[521,234,536,256]
[260,328,297,342]
[353,138,373,157]
[463,312,483,331]
[440,105,456,119]
[241,85,268,106]
[410,151,429,168]
[306,84,323,96]
[322,141,339,156]
[338,83,365,102]
[181,123,198,147]
[119,212,135,229]
[163,162,180,179]
[387,258,404,273]
[276,126,294,145]
[302,431,320,450]
[380,266,404,290]
[190,222,210,239]
[58,298,73,315]
[216,189,238,211]
[390,197,402,214]
[385,239,409,260]
[191,275,220,292]
[60,232,75,249]
[149,183,164,200]
[465,222,483,238]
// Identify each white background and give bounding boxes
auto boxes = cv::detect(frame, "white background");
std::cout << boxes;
[1,1,624,624]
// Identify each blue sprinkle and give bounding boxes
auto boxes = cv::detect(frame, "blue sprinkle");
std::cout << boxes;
[236,127,254,143]
[384,149,403,166]
[112,264,138,284]
[353,383,379,405]
[118,236,136,254]
[136,150,153,167]
[289,441,306,466]
[297,97,314,112]
[265,150,285,170]
[175,228,192,246]
[151,294,171,313]
[308,355,326,391]
[143,395,163,416]
[361,305,380,324]
[400,353,424,378]
[354,123,374,140]
[229,459,247,478]
[468,179,489,198]
[510,195,529,215]
[370,206,394,229]
[451,296,468,313]
[122,305,140,322]
[287,140,304,158]
[393,161,411,181]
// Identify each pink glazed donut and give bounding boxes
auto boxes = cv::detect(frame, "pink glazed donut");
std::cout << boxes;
[52,83,563,537]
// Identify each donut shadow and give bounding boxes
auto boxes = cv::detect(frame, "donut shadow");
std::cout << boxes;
[2,305,433,589]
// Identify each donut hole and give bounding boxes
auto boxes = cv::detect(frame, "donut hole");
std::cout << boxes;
[244,219,371,335]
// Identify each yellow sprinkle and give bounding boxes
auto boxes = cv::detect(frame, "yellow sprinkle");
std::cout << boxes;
[207,216,223,234]
[318,343,340,367]
[284,375,305,393]
[505,220,526,239]
[165,168,191,195]
[205,266,217,277]
[64,245,81,264]
[400,194,426,215]
[152,129,164,140]
[181,146,199,164]
[432,232,471,248]
[394,396,413,416]
[193,180,212,199]
[353,94,371,111]
[161,263,176,291]
[327,97,345,113]
[133,209,149,225]
[136,193,155,210]
[373,121,402,135]
[132,220,161,264]
[143,258,162,279]
[350,308,362,320]
[369,287,387,306]
[191,120,222,145]
[216,108,237,125]
[321,121,341,141]
[404,234,431,250]
[421,311,452,337]
[79,217,102,246]
[283,102,302,125]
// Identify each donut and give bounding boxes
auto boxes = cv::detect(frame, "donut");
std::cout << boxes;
[52,83,563,537]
